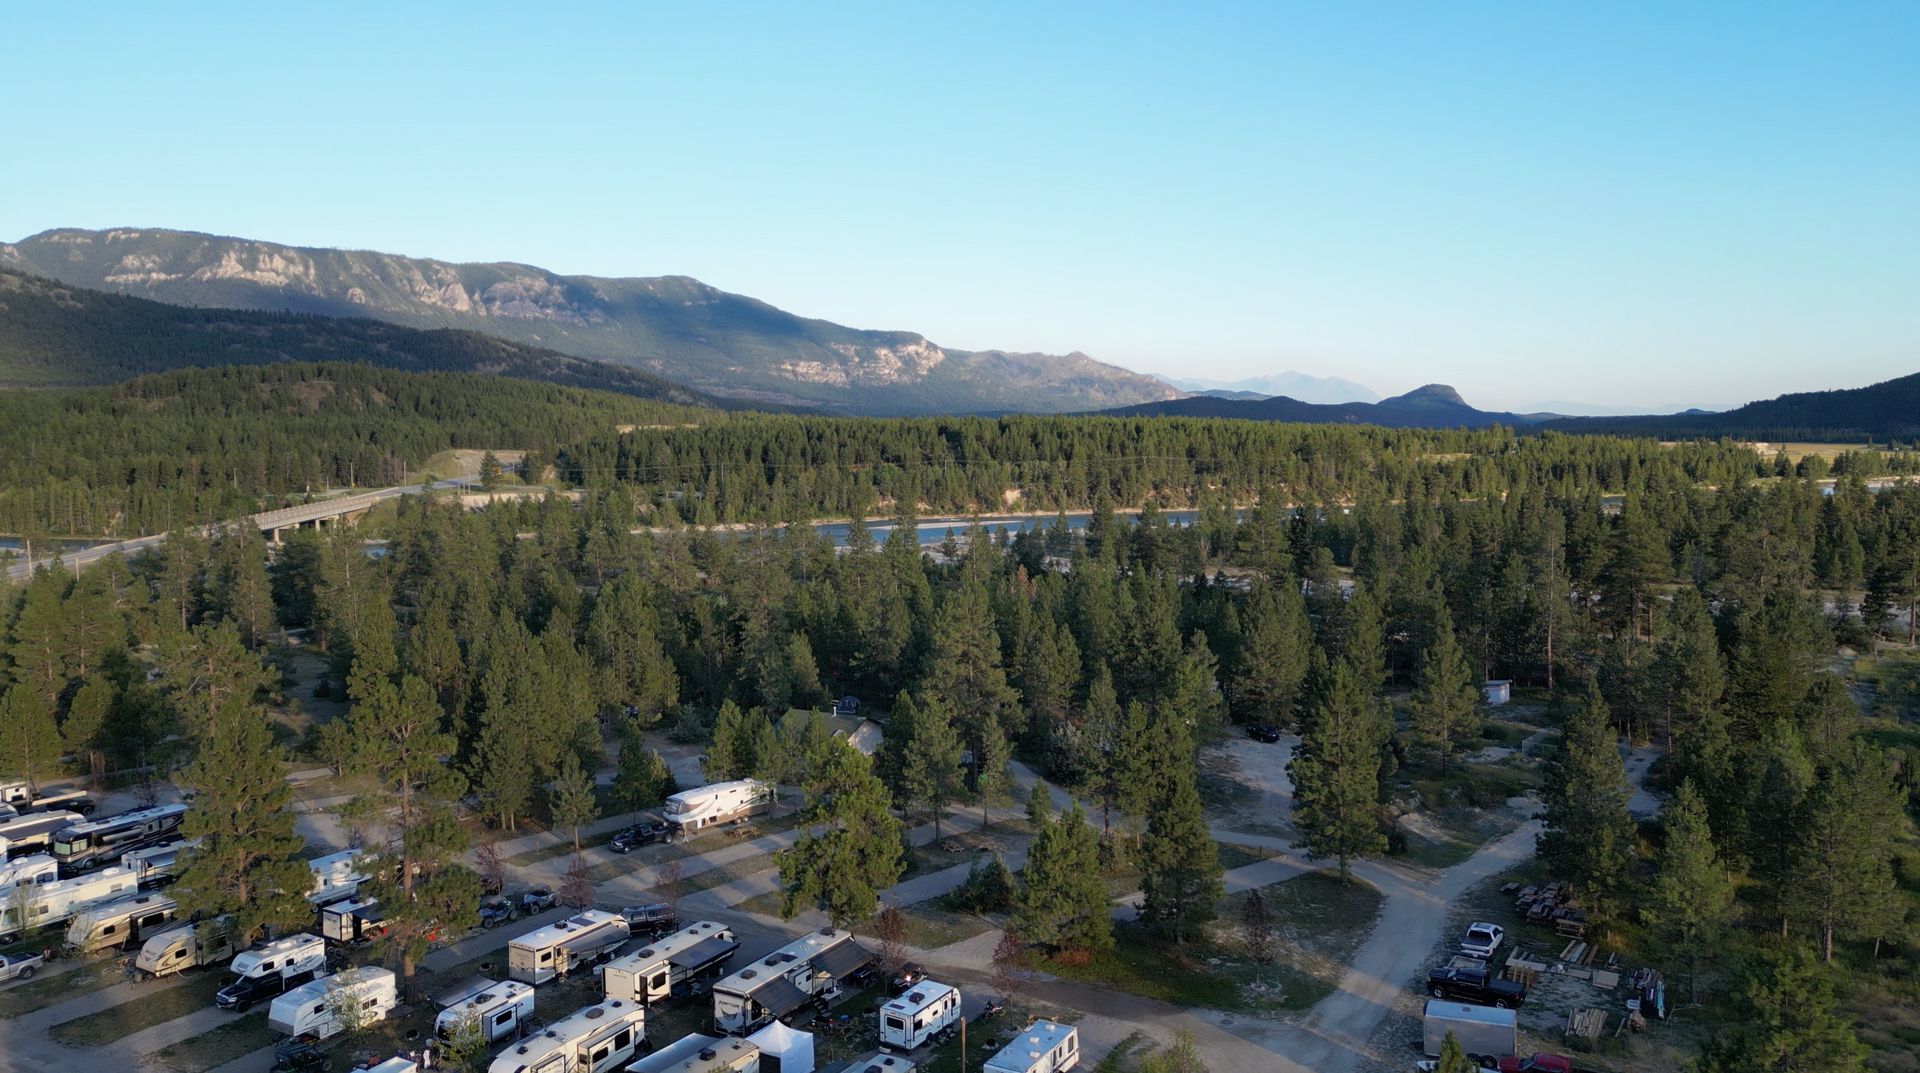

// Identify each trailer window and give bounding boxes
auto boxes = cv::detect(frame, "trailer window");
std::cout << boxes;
[494,1010,513,1027]
[613,1029,631,1050]
[886,1016,907,1033]
[539,951,551,962]
[651,971,667,989]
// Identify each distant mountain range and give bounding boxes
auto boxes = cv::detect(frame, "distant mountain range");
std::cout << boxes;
[1158,371,1380,404]
[0,227,1177,416]
[1099,383,1546,427]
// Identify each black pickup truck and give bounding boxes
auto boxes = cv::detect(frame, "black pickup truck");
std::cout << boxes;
[1426,962,1527,1008]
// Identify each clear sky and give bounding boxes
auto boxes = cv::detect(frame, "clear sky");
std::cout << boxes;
[4,2,1916,410]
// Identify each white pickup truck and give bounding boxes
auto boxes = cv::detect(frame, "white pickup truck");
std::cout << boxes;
[0,951,45,982]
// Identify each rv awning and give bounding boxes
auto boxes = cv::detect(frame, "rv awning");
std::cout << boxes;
[752,976,813,1019]
[809,939,873,982]
[669,936,738,972]
[560,928,619,956]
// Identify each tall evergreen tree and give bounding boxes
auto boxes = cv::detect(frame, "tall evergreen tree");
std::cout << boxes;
[1289,660,1388,877]
[0,685,62,794]
[549,753,600,851]
[1654,589,1730,800]
[1229,582,1312,729]
[1692,947,1867,1073]
[1538,680,1635,915]
[1012,791,1111,954]
[775,745,904,927]
[1743,721,1815,936]
[1137,726,1223,943]
[611,725,677,817]
[1644,781,1734,1000]
[1792,740,1906,961]
[898,694,965,838]
[1411,609,1480,770]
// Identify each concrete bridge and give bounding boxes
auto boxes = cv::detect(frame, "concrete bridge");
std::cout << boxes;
[3,476,477,581]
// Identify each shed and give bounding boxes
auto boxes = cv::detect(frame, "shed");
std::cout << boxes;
[1482,680,1512,706]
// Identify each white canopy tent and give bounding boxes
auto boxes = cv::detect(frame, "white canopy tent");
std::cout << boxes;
[749,1018,815,1073]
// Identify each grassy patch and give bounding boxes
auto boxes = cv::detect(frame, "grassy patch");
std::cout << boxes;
[0,958,123,1018]
[49,972,222,1046]
[1031,926,1260,1010]
[1215,840,1278,871]
[850,904,995,950]
[506,828,620,867]
[152,1010,273,1073]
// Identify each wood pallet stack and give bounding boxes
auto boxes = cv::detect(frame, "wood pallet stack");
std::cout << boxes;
[1567,1007,1608,1041]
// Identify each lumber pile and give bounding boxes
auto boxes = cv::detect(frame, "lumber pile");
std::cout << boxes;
[1567,1007,1608,1041]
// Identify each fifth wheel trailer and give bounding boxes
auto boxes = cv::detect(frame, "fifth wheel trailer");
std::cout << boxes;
[602,920,738,1003]
[485,997,646,1073]
[508,911,631,985]
[983,1020,1079,1073]
[64,892,177,953]
[662,780,774,839]
[712,927,874,1035]
[1422,1000,1518,1062]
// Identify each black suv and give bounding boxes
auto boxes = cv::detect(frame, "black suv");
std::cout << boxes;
[1426,964,1527,1009]
[1246,724,1282,743]
[610,821,670,854]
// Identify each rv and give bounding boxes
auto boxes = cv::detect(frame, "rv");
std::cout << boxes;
[122,840,195,888]
[269,966,398,1040]
[628,1036,758,1073]
[508,911,631,986]
[485,997,646,1073]
[1421,1000,1517,1061]
[51,803,188,874]
[662,780,774,840]
[0,783,88,813]
[602,920,738,1004]
[711,927,874,1035]
[306,849,366,905]
[829,1055,915,1073]
[0,810,85,858]
[878,981,960,1052]
[321,897,388,944]
[134,917,238,979]
[216,933,328,1011]
[435,977,538,1045]
[64,892,178,953]
[0,865,137,941]
[983,1020,1079,1073]
[0,853,59,892]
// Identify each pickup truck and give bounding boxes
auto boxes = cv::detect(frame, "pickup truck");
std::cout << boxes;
[1426,963,1527,1008]
[0,952,45,982]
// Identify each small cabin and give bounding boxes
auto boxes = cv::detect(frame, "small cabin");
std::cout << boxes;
[1481,680,1511,706]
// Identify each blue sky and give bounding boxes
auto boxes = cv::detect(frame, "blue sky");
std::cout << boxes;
[4,2,1916,410]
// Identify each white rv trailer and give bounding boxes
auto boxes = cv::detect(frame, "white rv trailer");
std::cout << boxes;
[0,865,137,941]
[983,1021,1080,1073]
[321,897,388,944]
[122,840,195,887]
[217,934,329,1011]
[662,780,774,839]
[361,1060,420,1073]
[268,966,399,1040]
[64,892,178,952]
[628,1036,758,1073]
[509,911,631,985]
[711,927,873,1035]
[0,853,59,892]
[485,997,646,1073]
[435,977,538,1045]
[877,981,960,1052]
[134,916,237,979]
[602,920,738,1003]
[0,810,85,858]
[50,803,187,873]
[832,1055,915,1073]
[626,1033,728,1073]
[306,849,366,904]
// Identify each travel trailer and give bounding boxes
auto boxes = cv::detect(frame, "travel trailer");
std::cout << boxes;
[712,927,874,1035]
[485,997,646,1073]
[829,1055,916,1073]
[0,853,58,892]
[627,1035,758,1073]
[134,917,238,979]
[0,783,92,814]
[627,1034,731,1073]
[508,911,631,985]
[51,804,188,874]
[0,865,137,941]
[64,892,177,953]
[983,1020,1080,1073]
[269,966,399,1040]
[0,810,85,859]
[878,981,960,1052]
[321,897,388,944]
[216,933,328,1011]
[602,920,738,1004]
[662,780,774,839]
[435,977,538,1045]
[306,849,366,905]
[122,840,194,888]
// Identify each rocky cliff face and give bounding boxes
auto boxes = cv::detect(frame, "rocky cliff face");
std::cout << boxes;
[3,228,1179,415]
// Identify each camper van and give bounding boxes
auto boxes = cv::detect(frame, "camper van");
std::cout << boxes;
[64,892,178,953]
[306,849,366,905]
[711,927,874,1035]
[0,865,137,941]
[508,911,630,986]
[662,780,774,840]
[602,920,738,1004]
[484,997,646,1073]
[878,981,960,1052]
[122,840,195,888]
[321,897,388,944]
[51,803,188,874]
[435,977,537,1045]
[0,810,85,859]
[0,853,59,893]
[629,1036,759,1073]
[983,1021,1079,1073]
[216,933,328,1011]
[269,966,398,1041]
[134,917,237,979]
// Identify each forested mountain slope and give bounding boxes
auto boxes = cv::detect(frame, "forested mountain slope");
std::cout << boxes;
[1546,370,1920,442]
[1,228,1178,415]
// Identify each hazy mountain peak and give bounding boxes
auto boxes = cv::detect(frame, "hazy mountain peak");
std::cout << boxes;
[1158,370,1378,405]
[1386,383,1469,407]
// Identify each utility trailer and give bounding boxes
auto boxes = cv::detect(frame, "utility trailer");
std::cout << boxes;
[1422,1000,1518,1063]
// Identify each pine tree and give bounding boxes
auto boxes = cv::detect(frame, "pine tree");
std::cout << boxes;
[1743,722,1815,936]
[1645,781,1734,1000]
[899,694,965,838]
[1793,740,1906,961]
[1012,792,1111,954]
[1137,727,1223,944]
[549,753,599,850]
[159,621,277,738]
[785,632,825,710]
[973,710,1013,830]
[611,726,676,816]
[924,579,1021,746]
[584,573,679,725]
[775,745,904,927]
[62,676,114,788]
[207,525,275,649]
[1411,609,1481,770]
[1434,1032,1475,1073]
[1289,660,1388,877]
[479,451,504,491]
[704,700,755,781]
[1693,947,1867,1073]
[1229,582,1312,729]
[0,685,63,795]
[1654,589,1731,804]
[1539,680,1635,915]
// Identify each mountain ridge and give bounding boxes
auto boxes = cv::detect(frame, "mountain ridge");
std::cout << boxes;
[1096,382,1544,428]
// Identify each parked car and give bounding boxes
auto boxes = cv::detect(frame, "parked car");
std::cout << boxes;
[478,899,518,929]
[0,952,44,982]
[609,821,669,854]
[1459,922,1505,959]
[521,887,556,914]
[1246,724,1282,743]
[619,902,677,937]
[270,1040,330,1072]
[1427,963,1527,1008]
[889,962,926,993]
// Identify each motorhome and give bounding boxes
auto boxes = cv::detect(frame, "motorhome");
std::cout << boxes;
[878,981,960,1053]
[662,780,774,839]
[134,917,237,979]
[64,892,177,953]
[983,1021,1080,1073]
[435,977,537,1045]
[216,933,328,1011]
[711,927,874,1035]
[508,911,630,986]
[602,920,738,1004]
[0,865,137,941]
[629,1036,759,1073]
[485,997,646,1073]
[269,966,398,1041]
[51,803,188,874]
[321,897,388,944]
[122,840,195,888]
[0,853,59,892]
[306,849,366,905]
[0,810,85,858]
